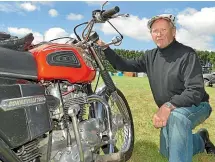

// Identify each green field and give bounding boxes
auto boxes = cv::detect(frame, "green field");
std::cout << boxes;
[95,76,215,162]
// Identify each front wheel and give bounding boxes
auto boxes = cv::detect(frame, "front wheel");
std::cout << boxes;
[102,88,134,161]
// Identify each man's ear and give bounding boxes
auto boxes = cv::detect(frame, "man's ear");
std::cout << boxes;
[172,28,176,37]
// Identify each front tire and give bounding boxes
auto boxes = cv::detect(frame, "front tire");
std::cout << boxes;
[102,88,134,161]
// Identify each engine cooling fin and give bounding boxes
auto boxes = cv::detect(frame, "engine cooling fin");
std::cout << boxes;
[15,140,41,162]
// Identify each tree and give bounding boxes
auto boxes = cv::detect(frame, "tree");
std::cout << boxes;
[103,48,215,73]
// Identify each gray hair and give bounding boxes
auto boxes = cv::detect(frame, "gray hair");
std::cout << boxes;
[150,19,176,33]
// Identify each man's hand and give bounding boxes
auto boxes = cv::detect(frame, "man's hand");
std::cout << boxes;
[97,39,109,50]
[97,39,106,46]
[153,114,163,129]
[153,103,175,128]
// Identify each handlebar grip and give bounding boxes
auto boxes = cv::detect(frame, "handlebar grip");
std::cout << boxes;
[101,6,120,19]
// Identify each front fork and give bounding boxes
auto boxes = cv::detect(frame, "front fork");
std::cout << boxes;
[89,46,129,122]
[95,83,130,155]
[89,46,129,153]
[95,70,130,121]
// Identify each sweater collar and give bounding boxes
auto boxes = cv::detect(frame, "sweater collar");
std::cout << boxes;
[157,39,177,55]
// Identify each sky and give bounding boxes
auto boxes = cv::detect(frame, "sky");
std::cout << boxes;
[1,1,215,51]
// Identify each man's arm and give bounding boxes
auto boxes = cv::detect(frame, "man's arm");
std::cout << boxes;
[169,52,205,107]
[103,47,147,72]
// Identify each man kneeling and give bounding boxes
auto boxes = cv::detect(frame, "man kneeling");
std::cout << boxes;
[97,14,215,162]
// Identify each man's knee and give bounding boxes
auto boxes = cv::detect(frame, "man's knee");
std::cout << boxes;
[167,111,192,128]
[168,103,211,129]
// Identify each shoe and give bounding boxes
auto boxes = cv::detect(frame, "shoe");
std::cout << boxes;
[197,128,215,154]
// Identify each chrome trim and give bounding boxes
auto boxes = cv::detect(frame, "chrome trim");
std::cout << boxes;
[87,95,114,147]
[0,95,46,111]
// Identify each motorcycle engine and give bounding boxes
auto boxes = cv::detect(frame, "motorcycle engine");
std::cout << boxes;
[42,84,106,162]
[50,118,105,162]
[79,118,105,147]
[57,143,93,162]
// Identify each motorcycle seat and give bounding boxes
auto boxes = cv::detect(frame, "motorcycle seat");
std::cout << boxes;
[0,46,37,80]
[0,33,34,51]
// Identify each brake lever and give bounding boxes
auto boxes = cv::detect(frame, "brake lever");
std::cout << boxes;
[98,37,122,48]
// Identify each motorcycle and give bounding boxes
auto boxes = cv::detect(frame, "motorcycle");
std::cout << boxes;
[0,2,134,162]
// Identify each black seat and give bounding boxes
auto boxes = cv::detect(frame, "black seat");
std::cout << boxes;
[0,33,34,51]
[0,47,37,80]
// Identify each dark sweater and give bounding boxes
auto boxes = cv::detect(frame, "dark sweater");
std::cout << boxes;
[103,39,209,108]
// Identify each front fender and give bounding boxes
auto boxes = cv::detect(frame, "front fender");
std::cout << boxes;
[95,84,107,96]
[94,83,117,119]
[95,82,117,96]
[94,84,108,119]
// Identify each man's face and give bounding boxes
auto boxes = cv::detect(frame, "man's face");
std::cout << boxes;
[150,19,176,49]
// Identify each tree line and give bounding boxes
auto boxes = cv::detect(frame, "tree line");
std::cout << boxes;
[104,48,215,73]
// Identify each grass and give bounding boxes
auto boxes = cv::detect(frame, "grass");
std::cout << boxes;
[94,76,215,162]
